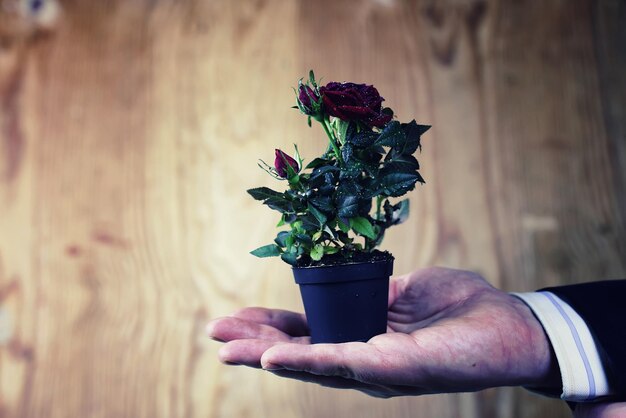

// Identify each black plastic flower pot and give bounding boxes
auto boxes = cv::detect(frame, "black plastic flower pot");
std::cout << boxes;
[292,257,394,344]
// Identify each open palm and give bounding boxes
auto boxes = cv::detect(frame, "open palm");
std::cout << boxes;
[207,267,558,398]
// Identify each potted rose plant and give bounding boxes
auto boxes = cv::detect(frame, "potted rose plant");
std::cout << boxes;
[248,71,429,343]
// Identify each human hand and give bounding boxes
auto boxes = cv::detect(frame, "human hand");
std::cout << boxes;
[206,267,559,398]
[573,402,626,418]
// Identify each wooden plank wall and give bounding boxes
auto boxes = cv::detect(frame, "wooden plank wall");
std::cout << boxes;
[1,0,624,417]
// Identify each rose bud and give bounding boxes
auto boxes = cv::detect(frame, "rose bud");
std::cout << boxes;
[298,85,318,110]
[296,81,324,120]
[320,82,393,128]
[274,149,300,178]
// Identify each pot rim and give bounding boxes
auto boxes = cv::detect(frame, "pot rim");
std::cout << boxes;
[292,256,394,285]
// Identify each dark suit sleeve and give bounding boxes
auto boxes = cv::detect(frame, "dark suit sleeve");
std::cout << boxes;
[541,280,626,399]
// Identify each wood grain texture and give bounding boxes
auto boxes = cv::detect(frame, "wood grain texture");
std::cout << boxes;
[0,0,624,417]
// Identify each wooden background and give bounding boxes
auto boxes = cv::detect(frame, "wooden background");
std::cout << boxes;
[0,0,624,417]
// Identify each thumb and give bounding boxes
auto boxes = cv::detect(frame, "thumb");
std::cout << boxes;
[389,274,409,307]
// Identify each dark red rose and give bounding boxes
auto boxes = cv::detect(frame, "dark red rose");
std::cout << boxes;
[274,149,299,178]
[320,82,393,128]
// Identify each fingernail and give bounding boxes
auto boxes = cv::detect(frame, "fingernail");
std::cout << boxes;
[262,362,284,371]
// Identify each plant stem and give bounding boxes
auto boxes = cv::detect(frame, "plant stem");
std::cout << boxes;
[376,196,383,221]
[290,179,305,193]
[320,117,343,165]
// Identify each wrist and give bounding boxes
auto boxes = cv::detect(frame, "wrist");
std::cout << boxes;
[509,295,562,391]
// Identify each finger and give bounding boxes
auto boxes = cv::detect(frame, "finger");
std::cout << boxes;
[218,339,286,368]
[268,370,394,398]
[231,307,309,337]
[206,317,307,343]
[387,268,468,324]
[260,342,386,383]
[388,274,409,307]
[232,308,308,334]
[269,370,426,399]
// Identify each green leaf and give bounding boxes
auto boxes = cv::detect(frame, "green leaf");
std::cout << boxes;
[307,203,327,226]
[392,199,410,225]
[250,244,281,258]
[336,181,363,218]
[373,229,386,248]
[381,171,423,197]
[281,252,298,265]
[341,143,354,163]
[292,220,303,233]
[401,120,429,155]
[338,233,353,245]
[248,187,294,214]
[295,234,313,247]
[378,158,421,189]
[339,162,362,180]
[337,218,350,233]
[310,171,339,190]
[247,187,284,201]
[347,129,378,148]
[265,197,294,213]
[375,121,405,148]
[337,195,359,218]
[278,213,296,227]
[312,230,323,241]
[310,244,324,261]
[309,165,339,183]
[410,120,431,135]
[323,225,336,239]
[387,155,419,171]
[350,217,377,240]
[274,231,291,247]
[324,246,340,255]
[317,184,335,197]
[360,150,383,174]
[305,157,332,170]
[300,214,321,231]
[309,196,334,213]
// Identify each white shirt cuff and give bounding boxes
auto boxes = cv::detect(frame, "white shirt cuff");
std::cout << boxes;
[512,291,612,401]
